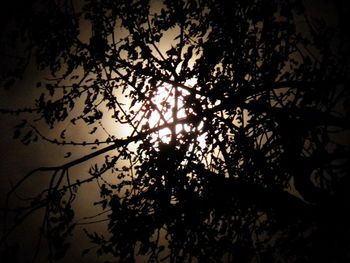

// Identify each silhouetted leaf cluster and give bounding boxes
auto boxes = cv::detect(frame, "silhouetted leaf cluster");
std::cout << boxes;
[1,0,350,262]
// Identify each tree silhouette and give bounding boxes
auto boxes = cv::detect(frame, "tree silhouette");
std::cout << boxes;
[1,0,350,262]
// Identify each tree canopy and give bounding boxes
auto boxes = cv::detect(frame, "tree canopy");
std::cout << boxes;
[1,0,350,262]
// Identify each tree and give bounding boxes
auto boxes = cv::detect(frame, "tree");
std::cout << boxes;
[1,0,350,262]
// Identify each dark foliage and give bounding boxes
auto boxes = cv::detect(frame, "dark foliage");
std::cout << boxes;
[1,0,350,262]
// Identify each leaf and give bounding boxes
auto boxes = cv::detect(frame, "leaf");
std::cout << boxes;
[60,129,66,139]
[21,130,33,145]
[82,248,90,256]
[89,127,97,134]
[15,119,27,129]
[70,75,79,80]
[130,98,136,108]
[13,129,21,139]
